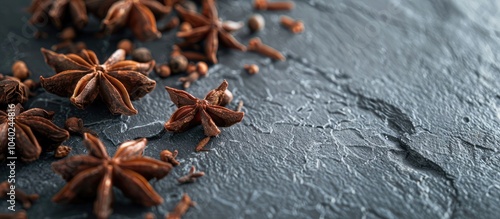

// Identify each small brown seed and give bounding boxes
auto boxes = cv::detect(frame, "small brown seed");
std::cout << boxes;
[248,14,265,32]
[58,27,76,41]
[160,149,180,166]
[156,64,171,78]
[236,100,244,112]
[179,72,200,89]
[220,90,233,107]
[170,54,189,73]
[179,22,192,32]
[54,145,71,158]
[74,41,87,52]
[196,62,208,76]
[12,61,30,81]
[195,136,211,152]
[144,212,156,219]
[132,47,153,62]
[186,63,197,73]
[23,79,38,90]
[244,64,259,75]
[118,39,134,55]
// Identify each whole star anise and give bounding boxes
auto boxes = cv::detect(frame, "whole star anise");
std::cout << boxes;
[0,75,29,106]
[102,0,171,41]
[176,0,246,63]
[40,48,156,115]
[164,80,244,137]
[29,0,88,29]
[0,104,69,162]
[52,133,173,219]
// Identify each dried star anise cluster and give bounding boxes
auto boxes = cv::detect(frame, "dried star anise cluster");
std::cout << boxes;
[40,48,156,115]
[0,104,69,162]
[52,133,173,219]
[0,75,29,106]
[29,0,88,29]
[165,80,244,137]
[176,0,246,63]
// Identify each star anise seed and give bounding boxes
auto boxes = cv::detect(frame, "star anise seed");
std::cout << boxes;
[29,0,88,29]
[176,0,246,63]
[40,48,156,115]
[0,75,29,106]
[52,133,173,219]
[0,104,69,162]
[102,0,171,41]
[164,80,244,137]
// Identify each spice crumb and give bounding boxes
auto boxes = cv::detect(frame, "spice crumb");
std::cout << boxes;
[166,194,196,219]
[54,145,71,158]
[244,64,259,75]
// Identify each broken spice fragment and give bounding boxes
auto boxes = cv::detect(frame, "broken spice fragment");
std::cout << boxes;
[178,166,205,184]
[52,133,173,219]
[160,149,180,166]
[166,194,196,219]
[40,48,156,115]
[164,80,244,137]
[0,181,39,209]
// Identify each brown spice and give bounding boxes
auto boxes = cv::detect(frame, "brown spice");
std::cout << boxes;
[186,63,197,73]
[64,117,98,137]
[222,21,244,33]
[0,211,27,219]
[0,75,29,105]
[40,48,156,115]
[170,54,189,73]
[22,79,39,91]
[236,100,244,112]
[196,62,209,76]
[144,212,156,219]
[179,72,200,89]
[254,0,295,10]
[179,22,192,32]
[0,181,39,209]
[220,90,233,107]
[248,37,286,61]
[58,27,76,41]
[12,61,30,81]
[156,64,172,78]
[54,145,71,158]
[280,16,304,33]
[34,31,48,39]
[0,104,69,162]
[244,64,259,75]
[195,136,211,152]
[29,0,88,29]
[52,134,173,219]
[178,166,205,184]
[132,47,154,63]
[166,194,196,219]
[159,17,180,32]
[248,14,265,32]
[160,149,180,166]
[118,39,134,55]
[164,80,245,137]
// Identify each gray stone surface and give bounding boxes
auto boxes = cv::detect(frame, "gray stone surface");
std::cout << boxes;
[1,0,500,218]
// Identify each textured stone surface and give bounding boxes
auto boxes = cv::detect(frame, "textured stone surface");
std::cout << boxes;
[1,0,500,218]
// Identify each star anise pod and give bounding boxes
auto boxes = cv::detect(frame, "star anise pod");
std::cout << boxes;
[102,0,171,41]
[0,75,29,106]
[40,48,156,115]
[52,133,172,219]
[176,0,246,63]
[0,104,69,162]
[29,0,88,29]
[164,80,244,137]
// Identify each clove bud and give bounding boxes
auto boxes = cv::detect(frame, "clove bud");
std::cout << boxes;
[254,0,294,11]
[280,16,304,33]
[248,37,286,61]
[160,149,180,166]
[178,166,205,184]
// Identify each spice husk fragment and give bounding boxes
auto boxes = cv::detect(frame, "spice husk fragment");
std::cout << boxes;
[178,166,205,184]
[166,193,196,219]
[0,181,39,209]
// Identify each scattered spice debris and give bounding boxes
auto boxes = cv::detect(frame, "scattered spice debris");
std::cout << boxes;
[143,212,156,219]
[178,166,205,184]
[159,17,180,32]
[52,133,173,219]
[248,37,286,61]
[248,14,265,32]
[0,104,69,162]
[195,136,211,152]
[254,0,295,11]
[160,149,180,166]
[236,100,244,112]
[64,117,98,137]
[164,80,244,137]
[0,181,39,209]
[54,145,72,158]
[166,193,196,219]
[40,48,156,115]
[244,64,259,75]
[0,210,27,219]
[280,16,304,33]
[11,61,31,81]
[118,39,134,55]
[132,47,154,63]
[176,0,246,63]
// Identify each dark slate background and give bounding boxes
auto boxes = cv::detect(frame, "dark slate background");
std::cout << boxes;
[1,0,500,218]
